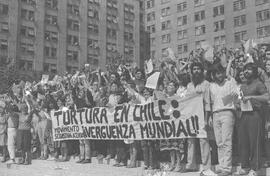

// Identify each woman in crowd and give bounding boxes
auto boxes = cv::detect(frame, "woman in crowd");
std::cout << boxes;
[17,101,38,165]
[160,81,185,172]
[237,63,269,176]
[106,81,128,167]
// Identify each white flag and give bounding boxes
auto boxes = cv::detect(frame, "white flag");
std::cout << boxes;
[145,59,153,74]
[251,39,257,48]
[166,48,176,61]
[145,72,160,89]
[244,39,250,53]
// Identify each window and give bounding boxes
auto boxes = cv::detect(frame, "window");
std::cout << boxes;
[0,3,8,15]
[88,39,99,48]
[67,35,79,46]
[195,25,206,36]
[21,0,36,6]
[194,0,205,6]
[67,19,79,31]
[67,4,79,16]
[20,26,35,38]
[257,25,270,38]
[124,18,134,28]
[88,8,99,19]
[44,31,58,42]
[234,15,246,26]
[213,5,224,17]
[177,2,187,12]
[234,31,247,42]
[178,44,188,54]
[0,39,8,50]
[21,9,35,21]
[43,63,57,73]
[178,30,187,40]
[88,24,99,34]
[195,40,205,49]
[161,0,170,4]
[45,14,57,25]
[214,35,226,48]
[18,60,33,71]
[88,0,100,5]
[67,50,78,62]
[124,32,134,42]
[147,25,155,33]
[147,12,155,21]
[194,10,205,22]
[106,42,116,52]
[146,0,154,9]
[107,28,117,39]
[255,0,269,5]
[161,34,171,43]
[233,0,245,11]
[150,37,156,46]
[177,15,187,26]
[124,46,134,56]
[0,22,8,33]
[107,14,118,23]
[161,20,171,30]
[161,7,170,17]
[45,0,57,10]
[256,9,270,22]
[20,42,34,55]
[107,0,117,9]
[214,20,225,32]
[124,4,134,14]
[44,46,57,58]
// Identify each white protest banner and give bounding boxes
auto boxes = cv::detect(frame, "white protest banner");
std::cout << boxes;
[51,94,206,141]
[145,72,160,89]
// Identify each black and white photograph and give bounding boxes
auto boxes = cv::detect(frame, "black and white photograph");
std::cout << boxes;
[0,0,270,175]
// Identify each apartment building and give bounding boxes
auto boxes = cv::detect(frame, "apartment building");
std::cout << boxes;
[145,0,270,61]
[0,0,149,75]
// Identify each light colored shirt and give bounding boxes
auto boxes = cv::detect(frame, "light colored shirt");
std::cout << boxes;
[210,78,238,112]
[186,80,211,111]
[108,94,121,106]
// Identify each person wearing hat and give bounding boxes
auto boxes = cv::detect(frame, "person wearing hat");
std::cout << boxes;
[0,101,8,162]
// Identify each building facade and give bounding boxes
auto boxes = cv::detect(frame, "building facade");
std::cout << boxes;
[145,0,270,61]
[0,0,149,75]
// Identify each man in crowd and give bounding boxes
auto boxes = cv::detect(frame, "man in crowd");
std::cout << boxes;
[185,62,216,176]
[209,63,238,176]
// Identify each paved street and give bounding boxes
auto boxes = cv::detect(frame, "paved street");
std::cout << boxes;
[0,157,270,176]
[0,158,195,176]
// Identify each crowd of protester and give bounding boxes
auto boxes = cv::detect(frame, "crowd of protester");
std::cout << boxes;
[0,41,270,176]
